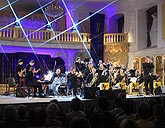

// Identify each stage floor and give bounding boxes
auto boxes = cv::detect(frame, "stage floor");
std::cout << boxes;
[0,95,87,105]
[0,94,164,105]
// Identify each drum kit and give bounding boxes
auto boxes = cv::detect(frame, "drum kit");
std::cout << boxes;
[48,74,68,96]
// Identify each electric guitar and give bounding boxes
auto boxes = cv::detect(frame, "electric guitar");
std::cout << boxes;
[18,68,26,77]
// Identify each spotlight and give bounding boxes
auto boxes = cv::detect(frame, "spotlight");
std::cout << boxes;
[16,18,20,23]
[71,24,77,31]
[46,21,51,31]
[14,18,20,28]
[15,22,19,26]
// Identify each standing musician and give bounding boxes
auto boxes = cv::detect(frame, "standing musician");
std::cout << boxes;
[67,68,80,96]
[25,60,35,74]
[25,60,40,75]
[16,59,25,87]
[142,56,155,95]
[75,57,86,72]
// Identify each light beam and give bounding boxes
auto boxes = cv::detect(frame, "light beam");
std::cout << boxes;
[6,0,39,60]
[61,0,91,58]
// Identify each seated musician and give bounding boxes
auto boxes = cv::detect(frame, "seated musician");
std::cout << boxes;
[49,68,65,96]
[96,63,105,77]
[113,68,127,88]
[53,68,64,78]
[83,62,93,80]
[40,70,54,96]
[25,67,43,97]
[86,67,99,87]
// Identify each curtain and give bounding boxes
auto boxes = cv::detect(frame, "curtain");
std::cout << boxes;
[90,13,105,65]
[146,6,157,47]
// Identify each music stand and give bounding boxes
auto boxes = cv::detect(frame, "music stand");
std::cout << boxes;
[154,82,161,89]
[98,82,110,90]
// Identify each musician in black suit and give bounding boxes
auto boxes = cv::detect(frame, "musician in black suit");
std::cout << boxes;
[67,68,79,96]
[142,56,155,95]
[16,59,25,87]
[83,62,93,80]
[25,60,35,74]
[75,57,86,72]
[25,67,42,97]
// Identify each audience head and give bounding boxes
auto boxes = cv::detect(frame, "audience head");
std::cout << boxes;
[154,104,165,121]
[118,92,126,100]
[69,116,91,128]
[0,108,2,120]
[98,96,109,111]
[50,99,60,108]
[3,105,17,122]
[120,119,138,128]
[71,97,81,111]
[123,99,135,114]
[114,97,124,108]
[46,102,59,119]
[17,104,28,119]
[137,102,152,119]
[29,107,46,126]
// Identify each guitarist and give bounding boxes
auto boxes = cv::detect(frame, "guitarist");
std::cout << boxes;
[25,60,35,74]
[16,59,25,87]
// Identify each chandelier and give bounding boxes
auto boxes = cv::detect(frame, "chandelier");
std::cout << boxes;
[45,1,64,18]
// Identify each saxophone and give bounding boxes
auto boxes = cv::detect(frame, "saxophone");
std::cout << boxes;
[89,73,98,87]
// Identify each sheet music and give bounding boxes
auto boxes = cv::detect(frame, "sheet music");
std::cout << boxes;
[44,71,54,81]
[130,77,137,82]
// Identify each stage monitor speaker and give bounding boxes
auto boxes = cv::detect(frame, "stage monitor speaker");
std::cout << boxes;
[84,87,99,99]
[154,82,161,89]
[16,87,29,98]
[98,82,110,90]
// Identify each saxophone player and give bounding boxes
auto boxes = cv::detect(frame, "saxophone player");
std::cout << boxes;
[86,67,98,87]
